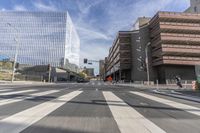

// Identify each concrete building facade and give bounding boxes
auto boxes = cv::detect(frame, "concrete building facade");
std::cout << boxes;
[83,68,94,78]
[149,11,200,83]
[131,17,154,83]
[105,31,133,81]
[185,0,200,13]
[105,11,200,83]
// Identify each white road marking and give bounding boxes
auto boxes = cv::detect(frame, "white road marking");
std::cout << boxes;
[0,90,82,133]
[154,89,200,103]
[0,89,12,92]
[92,82,95,85]
[0,90,60,106]
[0,89,36,96]
[171,90,182,95]
[103,91,166,133]
[131,91,200,117]
[78,88,82,91]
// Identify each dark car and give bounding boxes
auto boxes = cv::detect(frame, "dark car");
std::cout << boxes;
[77,78,90,83]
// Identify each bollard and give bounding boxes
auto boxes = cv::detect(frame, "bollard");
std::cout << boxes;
[192,81,199,91]
[156,80,159,90]
[166,80,168,85]
[184,80,187,89]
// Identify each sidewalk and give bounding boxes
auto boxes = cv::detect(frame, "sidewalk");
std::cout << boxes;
[0,80,52,85]
[116,83,193,90]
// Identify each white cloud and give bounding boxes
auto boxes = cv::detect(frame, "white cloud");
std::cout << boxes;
[74,0,190,74]
[0,8,7,11]
[104,0,190,35]
[33,1,57,11]
[76,0,104,15]
[13,5,27,11]
[77,26,112,41]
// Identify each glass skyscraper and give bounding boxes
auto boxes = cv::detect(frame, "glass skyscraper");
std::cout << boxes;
[0,11,80,67]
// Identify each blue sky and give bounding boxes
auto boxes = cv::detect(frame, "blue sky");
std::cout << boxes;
[0,0,190,74]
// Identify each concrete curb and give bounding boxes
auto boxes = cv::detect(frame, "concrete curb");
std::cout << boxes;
[115,83,193,90]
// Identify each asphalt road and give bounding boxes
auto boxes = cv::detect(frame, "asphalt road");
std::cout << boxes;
[0,81,200,133]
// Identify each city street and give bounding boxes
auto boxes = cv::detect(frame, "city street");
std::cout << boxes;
[0,81,199,133]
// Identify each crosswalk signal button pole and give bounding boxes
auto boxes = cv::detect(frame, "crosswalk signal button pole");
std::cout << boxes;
[47,64,51,82]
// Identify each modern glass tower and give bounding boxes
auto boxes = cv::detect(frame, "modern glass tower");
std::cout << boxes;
[0,11,80,67]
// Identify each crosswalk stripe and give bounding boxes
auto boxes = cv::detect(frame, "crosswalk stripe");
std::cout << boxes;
[0,90,82,133]
[153,89,200,103]
[0,89,36,96]
[103,91,166,133]
[0,89,12,92]
[131,91,200,117]
[0,90,60,106]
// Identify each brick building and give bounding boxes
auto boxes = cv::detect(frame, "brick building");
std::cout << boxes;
[149,11,200,83]
[105,1,200,83]
[105,31,133,81]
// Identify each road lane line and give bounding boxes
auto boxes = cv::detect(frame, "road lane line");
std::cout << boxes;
[0,90,82,133]
[0,89,12,92]
[131,91,200,117]
[0,89,36,96]
[0,90,60,106]
[103,91,166,133]
[77,88,82,91]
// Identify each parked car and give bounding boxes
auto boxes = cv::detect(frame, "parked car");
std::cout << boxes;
[77,78,89,83]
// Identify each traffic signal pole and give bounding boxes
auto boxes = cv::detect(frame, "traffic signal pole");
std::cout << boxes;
[48,64,51,82]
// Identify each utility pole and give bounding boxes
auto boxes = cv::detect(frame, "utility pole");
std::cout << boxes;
[145,42,151,85]
[7,23,20,83]
[48,64,51,82]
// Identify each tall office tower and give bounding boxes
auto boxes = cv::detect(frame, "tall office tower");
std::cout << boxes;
[0,11,80,67]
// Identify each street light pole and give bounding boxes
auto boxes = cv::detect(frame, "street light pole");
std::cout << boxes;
[145,42,151,85]
[7,23,20,83]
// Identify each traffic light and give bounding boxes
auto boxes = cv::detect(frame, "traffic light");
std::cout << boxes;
[84,58,88,64]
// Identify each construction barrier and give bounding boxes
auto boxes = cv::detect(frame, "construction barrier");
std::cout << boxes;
[192,81,199,91]
[192,81,196,90]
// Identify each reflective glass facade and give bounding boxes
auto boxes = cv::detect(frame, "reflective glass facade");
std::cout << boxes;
[0,11,80,67]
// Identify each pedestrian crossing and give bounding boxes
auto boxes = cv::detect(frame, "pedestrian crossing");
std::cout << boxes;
[131,91,200,117]
[0,89,12,92]
[0,90,82,133]
[85,81,110,86]
[0,90,60,106]
[103,91,166,133]
[0,89,36,96]
[0,87,199,133]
